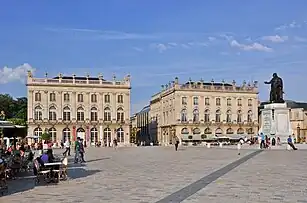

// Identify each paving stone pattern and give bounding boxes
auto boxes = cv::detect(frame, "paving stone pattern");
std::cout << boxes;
[1,147,307,203]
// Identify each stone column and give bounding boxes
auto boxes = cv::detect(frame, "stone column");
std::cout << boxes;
[85,92,90,120]
[28,90,34,120]
[44,91,48,119]
[72,92,76,120]
[57,91,62,120]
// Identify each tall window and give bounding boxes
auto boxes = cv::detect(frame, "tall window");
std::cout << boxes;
[204,109,210,122]
[227,98,231,106]
[104,107,111,121]
[226,128,234,134]
[35,92,41,102]
[204,128,211,134]
[91,94,97,103]
[193,97,199,105]
[216,98,221,106]
[247,110,253,122]
[34,106,43,120]
[237,128,244,134]
[117,95,123,103]
[182,97,187,105]
[215,109,221,122]
[248,99,252,107]
[49,106,57,120]
[104,94,110,103]
[90,107,98,121]
[117,107,124,122]
[226,110,232,123]
[34,127,43,137]
[77,107,85,121]
[117,128,124,142]
[237,110,242,123]
[205,98,210,105]
[64,93,70,102]
[193,109,199,122]
[63,128,71,141]
[90,128,98,143]
[181,109,187,122]
[103,127,111,146]
[49,127,57,142]
[77,94,84,102]
[63,106,71,121]
[237,98,242,106]
[49,92,56,102]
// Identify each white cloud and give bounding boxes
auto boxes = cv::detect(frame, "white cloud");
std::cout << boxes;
[275,21,301,30]
[132,47,143,52]
[0,63,35,84]
[230,40,273,52]
[208,36,216,41]
[262,35,288,43]
[151,43,169,53]
[294,36,307,42]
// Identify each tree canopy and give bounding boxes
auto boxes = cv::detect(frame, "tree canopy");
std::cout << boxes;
[0,94,27,122]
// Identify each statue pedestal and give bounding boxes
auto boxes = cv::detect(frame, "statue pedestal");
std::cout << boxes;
[259,103,292,143]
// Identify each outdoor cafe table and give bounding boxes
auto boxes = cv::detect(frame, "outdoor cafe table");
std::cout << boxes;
[43,162,62,183]
[44,162,62,167]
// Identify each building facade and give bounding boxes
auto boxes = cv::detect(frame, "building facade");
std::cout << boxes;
[26,71,131,146]
[129,114,137,144]
[136,105,152,144]
[259,100,307,142]
[150,77,259,145]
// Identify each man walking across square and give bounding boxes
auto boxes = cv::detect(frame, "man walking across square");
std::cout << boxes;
[74,137,81,163]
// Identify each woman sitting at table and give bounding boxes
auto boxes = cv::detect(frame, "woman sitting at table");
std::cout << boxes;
[40,149,55,164]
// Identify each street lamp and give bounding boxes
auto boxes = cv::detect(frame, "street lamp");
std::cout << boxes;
[297,124,301,143]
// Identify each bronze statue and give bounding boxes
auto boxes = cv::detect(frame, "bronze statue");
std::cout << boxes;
[264,73,284,103]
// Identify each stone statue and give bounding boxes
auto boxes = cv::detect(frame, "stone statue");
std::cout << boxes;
[0,111,5,121]
[264,73,284,103]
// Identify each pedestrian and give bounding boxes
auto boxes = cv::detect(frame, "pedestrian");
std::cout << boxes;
[79,139,86,163]
[63,139,70,156]
[287,135,298,150]
[174,136,179,151]
[74,137,80,163]
[260,133,265,149]
[237,141,241,155]
[113,138,118,150]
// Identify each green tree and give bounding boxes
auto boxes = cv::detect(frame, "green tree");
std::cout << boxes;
[41,132,51,141]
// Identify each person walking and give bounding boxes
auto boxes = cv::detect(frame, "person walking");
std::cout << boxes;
[174,136,179,151]
[113,138,118,150]
[79,139,86,163]
[260,133,265,149]
[287,135,298,150]
[74,137,81,163]
[63,140,70,156]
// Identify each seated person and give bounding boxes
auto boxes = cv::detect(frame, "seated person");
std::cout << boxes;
[40,149,55,164]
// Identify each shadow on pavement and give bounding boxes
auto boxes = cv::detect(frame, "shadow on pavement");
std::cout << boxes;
[85,157,110,163]
[67,168,101,180]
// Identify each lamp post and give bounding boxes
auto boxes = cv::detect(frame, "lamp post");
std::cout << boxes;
[297,124,301,143]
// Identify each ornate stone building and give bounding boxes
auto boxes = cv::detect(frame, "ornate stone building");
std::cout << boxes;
[26,71,131,146]
[150,77,259,145]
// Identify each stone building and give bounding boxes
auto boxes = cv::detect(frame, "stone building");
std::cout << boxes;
[136,105,152,145]
[259,100,307,142]
[150,77,259,145]
[26,71,131,146]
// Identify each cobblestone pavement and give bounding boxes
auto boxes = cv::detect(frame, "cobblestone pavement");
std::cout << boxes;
[1,146,307,203]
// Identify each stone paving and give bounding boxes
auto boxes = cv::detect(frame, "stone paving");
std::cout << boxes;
[1,146,307,203]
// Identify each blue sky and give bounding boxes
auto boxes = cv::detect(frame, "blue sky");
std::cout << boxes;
[1,0,307,113]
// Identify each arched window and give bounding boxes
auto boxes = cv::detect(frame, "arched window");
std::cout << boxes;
[49,127,57,142]
[117,128,124,142]
[104,107,111,121]
[63,128,71,141]
[90,107,98,121]
[193,109,199,122]
[215,128,223,135]
[117,107,124,122]
[34,127,43,137]
[237,128,244,134]
[193,128,201,134]
[226,110,232,123]
[204,128,212,134]
[77,107,85,121]
[237,110,242,123]
[103,127,111,146]
[226,128,234,134]
[49,106,57,121]
[63,106,71,121]
[247,110,253,123]
[204,109,210,122]
[181,109,187,122]
[215,109,221,123]
[247,128,253,134]
[90,128,98,143]
[34,106,43,120]
[181,128,189,134]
